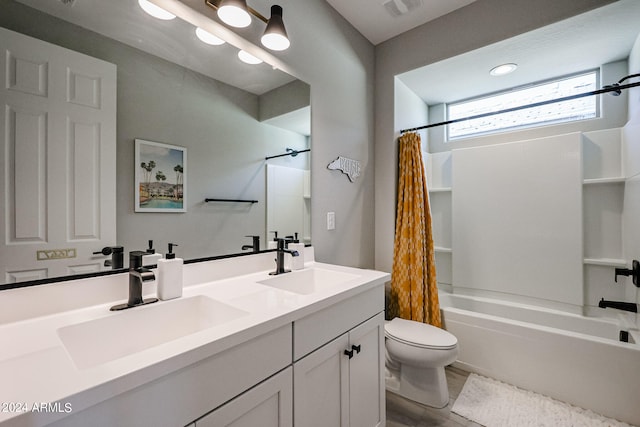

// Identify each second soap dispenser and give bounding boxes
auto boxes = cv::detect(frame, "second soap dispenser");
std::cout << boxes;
[157,243,183,301]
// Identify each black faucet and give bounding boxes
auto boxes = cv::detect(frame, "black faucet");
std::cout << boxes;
[93,246,124,269]
[598,298,638,313]
[242,235,260,253]
[615,260,640,287]
[269,238,300,275]
[110,251,159,311]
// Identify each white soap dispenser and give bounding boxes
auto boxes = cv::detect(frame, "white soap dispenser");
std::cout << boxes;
[157,243,183,301]
[142,239,163,267]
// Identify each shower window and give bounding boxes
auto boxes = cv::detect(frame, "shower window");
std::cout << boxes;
[447,70,599,141]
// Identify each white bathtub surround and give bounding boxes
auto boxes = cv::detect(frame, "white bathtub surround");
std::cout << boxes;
[440,292,640,426]
[452,374,633,427]
[428,127,636,317]
[452,132,584,311]
[0,247,389,426]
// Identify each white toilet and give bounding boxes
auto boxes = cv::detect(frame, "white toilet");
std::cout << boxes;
[384,317,458,408]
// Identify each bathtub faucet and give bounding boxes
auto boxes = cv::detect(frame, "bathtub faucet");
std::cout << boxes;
[598,298,638,313]
[614,259,640,287]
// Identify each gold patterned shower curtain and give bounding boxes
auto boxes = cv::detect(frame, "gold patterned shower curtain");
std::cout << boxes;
[389,132,441,328]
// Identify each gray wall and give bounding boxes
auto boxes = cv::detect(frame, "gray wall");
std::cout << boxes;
[0,0,308,260]
[271,0,376,267]
[374,0,618,272]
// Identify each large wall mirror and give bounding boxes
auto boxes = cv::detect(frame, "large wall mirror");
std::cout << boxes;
[0,0,311,287]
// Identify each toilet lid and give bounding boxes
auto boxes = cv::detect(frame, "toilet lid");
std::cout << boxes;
[385,317,457,349]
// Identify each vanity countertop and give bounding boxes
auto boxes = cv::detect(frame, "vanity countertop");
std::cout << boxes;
[0,254,389,427]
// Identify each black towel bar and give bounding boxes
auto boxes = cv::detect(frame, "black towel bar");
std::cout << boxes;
[204,198,258,203]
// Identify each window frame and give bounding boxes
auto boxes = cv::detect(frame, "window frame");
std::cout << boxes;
[445,69,600,141]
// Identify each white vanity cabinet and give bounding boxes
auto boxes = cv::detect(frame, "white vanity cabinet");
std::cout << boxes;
[293,287,385,427]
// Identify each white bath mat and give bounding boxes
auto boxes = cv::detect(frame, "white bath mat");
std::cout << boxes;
[452,374,633,427]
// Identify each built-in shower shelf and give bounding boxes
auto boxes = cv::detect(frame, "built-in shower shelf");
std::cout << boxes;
[434,246,452,253]
[583,258,627,267]
[429,187,452,193]
[583,177,625,185]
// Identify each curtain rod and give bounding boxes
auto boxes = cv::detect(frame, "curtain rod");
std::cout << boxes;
[265,148,310,160]
[400,77,640,134]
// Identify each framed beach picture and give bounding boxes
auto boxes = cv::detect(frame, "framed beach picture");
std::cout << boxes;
[135,139,187,212]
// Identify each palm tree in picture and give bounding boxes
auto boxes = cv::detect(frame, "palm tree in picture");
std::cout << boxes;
[140,161,156,203]
[173,164,184,200]
[155,171,167,197]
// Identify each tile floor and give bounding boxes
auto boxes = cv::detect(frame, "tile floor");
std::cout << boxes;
[386,366,484,427]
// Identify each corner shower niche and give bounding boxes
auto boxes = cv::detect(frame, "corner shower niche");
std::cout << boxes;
[427,128,626,314]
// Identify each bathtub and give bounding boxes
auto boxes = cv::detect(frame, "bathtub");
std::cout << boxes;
[439,292,640,426]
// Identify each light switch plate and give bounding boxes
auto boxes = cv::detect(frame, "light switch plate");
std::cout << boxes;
[327,212,335,230]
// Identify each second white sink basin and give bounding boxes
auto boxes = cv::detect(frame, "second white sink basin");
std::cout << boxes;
[57,296,248,369]
[257,268,359,295]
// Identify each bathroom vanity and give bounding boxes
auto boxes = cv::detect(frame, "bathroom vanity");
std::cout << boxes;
[0,248,389,427]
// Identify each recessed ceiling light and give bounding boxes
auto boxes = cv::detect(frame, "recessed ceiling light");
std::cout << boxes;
[490,63,518,76]
[138,0,176,20]
[238,50,263,65]
[195,28,225,46]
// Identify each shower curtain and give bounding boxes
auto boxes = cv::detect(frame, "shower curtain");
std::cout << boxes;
[389,132,441,328]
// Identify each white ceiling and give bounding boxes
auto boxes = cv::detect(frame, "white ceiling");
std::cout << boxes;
[16,0,640,111]
[396,0,640,105]
[326,0,477,45]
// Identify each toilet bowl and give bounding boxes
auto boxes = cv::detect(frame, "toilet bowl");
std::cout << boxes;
[384,317,458,408]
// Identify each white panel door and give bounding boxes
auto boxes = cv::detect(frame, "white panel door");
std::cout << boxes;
[0,27,116,283]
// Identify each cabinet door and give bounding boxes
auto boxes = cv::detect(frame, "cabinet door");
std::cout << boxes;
[348,312,385,427]
[196,367,292,427]
[294,333,350,427]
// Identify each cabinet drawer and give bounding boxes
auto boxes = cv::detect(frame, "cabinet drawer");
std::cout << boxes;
[50,324,292,427]
[293,285,383,360]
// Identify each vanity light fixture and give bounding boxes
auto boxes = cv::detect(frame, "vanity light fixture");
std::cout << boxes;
[195,27,226,45]
[490,63,518,76]
[138,0,176,20]
[205,0,290,51]
[261,6,289,51]
[238,50,263,64]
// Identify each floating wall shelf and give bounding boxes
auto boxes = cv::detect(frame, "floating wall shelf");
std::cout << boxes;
[583,258,627,268]
[583,177,625,185]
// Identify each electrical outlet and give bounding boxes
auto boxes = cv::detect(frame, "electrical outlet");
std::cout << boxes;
[327,212,335,230]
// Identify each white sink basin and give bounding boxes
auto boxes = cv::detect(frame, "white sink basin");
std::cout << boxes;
[257,268,359,295]
[57,296,248,369]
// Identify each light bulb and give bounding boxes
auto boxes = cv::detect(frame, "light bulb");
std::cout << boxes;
[238,50,263,65]
[195,28,225,46]
[138,0,176,20]
[261,33,290,51]
[217,1,251,28]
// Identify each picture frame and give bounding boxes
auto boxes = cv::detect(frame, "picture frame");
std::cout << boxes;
[135,139,187,213]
